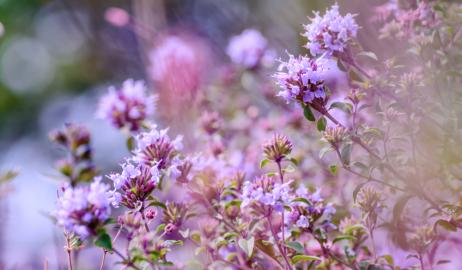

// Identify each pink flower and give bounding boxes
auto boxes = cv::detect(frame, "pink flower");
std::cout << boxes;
[105,7,130,27]
[97,79,157,131]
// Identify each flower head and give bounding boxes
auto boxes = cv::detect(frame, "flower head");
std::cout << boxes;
[149,36,206,96]
[303,3,358,56]
[227,29,274,69]
[49,123,97,185]
[241,175,294,210]
[263,134,293,163]
[133,126,183,172]
[53,177,111,239]
[274,54,328,104]
[108,162,160,209]
[97,79,156,132]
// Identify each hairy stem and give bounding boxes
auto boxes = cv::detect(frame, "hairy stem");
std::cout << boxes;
[65,234,73,270]
[267,214,292,270]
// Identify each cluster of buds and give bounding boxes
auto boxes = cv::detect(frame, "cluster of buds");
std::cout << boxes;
[346,88,366,105]
[49,123,97,186]
[322,126,349,146]
[53,177,112,239]
[226,28,274,69]
[274,54,328,106]
[356,186,384,230]
[408,225,435,254]
[302,3,358,57]
[199,111,221,135]
[263,134,293,163]
[118,211,143,239]
[96,79,157,132]
[162,202,191,235]
[133,126,183,174]
[108,163,160,209]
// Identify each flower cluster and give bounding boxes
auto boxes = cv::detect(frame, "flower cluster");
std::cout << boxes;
[97,79,156,132]
[49,123,97,186]
[288,187,336,231]
[108,163,160,208]
[241,175,293,209]
[274,54,328,104]
[133,126,183,173]
[263,134,293,162]
[108,126,184,208]
[303,4,358,56]
[53,177,111,238]
[148,36,206,96]
[226,28,274,69]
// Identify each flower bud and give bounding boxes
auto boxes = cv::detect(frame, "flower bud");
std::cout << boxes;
[263,134,293,162]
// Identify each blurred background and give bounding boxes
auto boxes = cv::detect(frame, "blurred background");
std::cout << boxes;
[0,0,384,269]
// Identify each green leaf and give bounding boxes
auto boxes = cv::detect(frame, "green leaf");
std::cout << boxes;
[435,219,457,232]
[317,116,327,132]
[357,51,378,61]
[344,224,367,235]
[155,223,166,234]
[292,197,312,206]
[382,254,394,266]
[436,259,451,265]
[329,102,353,113]
[292,255,321,264]
[126,136,135,151]
[329,165,338,176]
[94,231,112,251]
[260,159,270,169]
[149,201,167,209]
[337,59,347,72]
[340,143,352,165]
[333,235,357,243]
[191,231,201,244]
[286,241,305,254]
[238,237,255,258]
[225,199,242,209]
[303,104,316,122]
[319,145,333,159]
[289,157,299,166]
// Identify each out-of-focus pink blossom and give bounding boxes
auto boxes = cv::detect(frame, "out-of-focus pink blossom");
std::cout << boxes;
[148,35,208,98]
[226,28,274,69]
[96,79,157,132]
[105,7,130,27]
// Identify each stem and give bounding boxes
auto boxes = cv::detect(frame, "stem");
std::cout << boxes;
[419,253,426,270]
[316,238,358,270]
[65,234,73,270]
[98,252,106,270]
[99,225,124,270]
[112,248,143,270]
[140,202,151,232]
[369,228,377,262]
[193,187,285,269]
[267,214,292,270]
[276,160,288,264]
[312,105,444,212]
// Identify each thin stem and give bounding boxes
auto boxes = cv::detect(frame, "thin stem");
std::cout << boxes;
[267,214,292,270]
[140,202,151,232]
[193,186,285,269]
[99,226,124,270]
[419,253,426,270]
[112,248,143,270]
[316,238,359,270]
[276,161,288,264]
[65,234,73,270]
[98,252,107,270]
